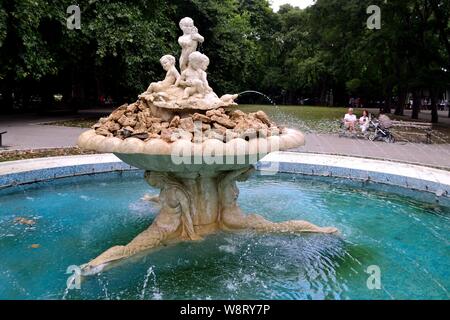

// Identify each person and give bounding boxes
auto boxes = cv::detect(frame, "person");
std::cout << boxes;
[439,99,445,111]
[359,110,370,133]
[344,108,357,132]
[349,97,355,108]
[378,110,393,129]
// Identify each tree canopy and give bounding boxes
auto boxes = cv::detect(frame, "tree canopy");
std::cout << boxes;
[0,0,449,121]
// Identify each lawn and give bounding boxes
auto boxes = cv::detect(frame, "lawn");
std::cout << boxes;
[238,105,450,143]
[239,105,359,134]
[44,118,99,128]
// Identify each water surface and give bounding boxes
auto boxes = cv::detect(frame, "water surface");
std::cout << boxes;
[0,171,448,300]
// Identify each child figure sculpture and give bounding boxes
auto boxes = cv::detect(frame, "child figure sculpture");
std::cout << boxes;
[145,55,180,94]
[178,18,204,72]
[175,51,212,99]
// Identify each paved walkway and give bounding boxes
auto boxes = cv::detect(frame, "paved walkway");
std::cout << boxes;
[1,112,450,170]
[0,124,85,150]
[0,113,98,150]
[391,109,450,124]
[365,109,450,125]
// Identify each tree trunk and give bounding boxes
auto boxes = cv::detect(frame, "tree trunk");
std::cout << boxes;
[430,88,438,123]
[395,87,407,116]
[288,91,294,105]
[320,87,327,106]
[22,89,31,111]
[1,86,14,114]
[412,90,421,120]
[383,87,392,113]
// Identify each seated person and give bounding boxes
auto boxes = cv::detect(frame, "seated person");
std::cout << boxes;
[359,110,370,133]
[378,110,393,129]
[344,108,357,132]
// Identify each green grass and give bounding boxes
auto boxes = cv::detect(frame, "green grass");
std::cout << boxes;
[239,105,364,134]
[44,118,98,128]
[239,105,364,120]
[238,105,450,143]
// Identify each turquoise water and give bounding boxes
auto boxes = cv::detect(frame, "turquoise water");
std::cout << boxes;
[0,171,449,300]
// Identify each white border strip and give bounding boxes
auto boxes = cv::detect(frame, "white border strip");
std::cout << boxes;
[1,152,449,196]
[262,152,450,185]
[258,152,450,196]
[0,154,121,175]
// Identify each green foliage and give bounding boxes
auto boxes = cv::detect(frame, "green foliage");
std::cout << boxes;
[0,0,179,96]
[0,0,448,110]
[0,3,6,47]
[346,79,362,94]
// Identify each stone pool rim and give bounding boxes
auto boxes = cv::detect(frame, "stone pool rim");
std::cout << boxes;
[0,152,449,197]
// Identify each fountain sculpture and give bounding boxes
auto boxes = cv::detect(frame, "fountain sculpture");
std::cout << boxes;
[77,18,338,274]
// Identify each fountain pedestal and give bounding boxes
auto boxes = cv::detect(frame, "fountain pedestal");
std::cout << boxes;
[146,170,223,238]
[83,167,337,273]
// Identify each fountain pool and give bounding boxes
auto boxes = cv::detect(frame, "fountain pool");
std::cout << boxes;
[1,171,448,300]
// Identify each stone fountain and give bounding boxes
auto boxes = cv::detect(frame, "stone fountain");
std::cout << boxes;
[77,17,337,274]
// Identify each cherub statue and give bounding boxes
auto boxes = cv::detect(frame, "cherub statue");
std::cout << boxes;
[175,51,212,99]
[199,52,213,93]
[145,55,180,94]
[178,17,204,72]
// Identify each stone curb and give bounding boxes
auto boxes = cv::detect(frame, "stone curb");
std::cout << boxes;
[1,152,449,197]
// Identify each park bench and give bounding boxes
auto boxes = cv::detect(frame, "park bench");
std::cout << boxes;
[391,120,432,144]
[0,131,6,147]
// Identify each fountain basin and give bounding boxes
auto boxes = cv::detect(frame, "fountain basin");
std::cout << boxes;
[78,128,305,158]
[0,169,448,300]
[114,153,256,173]
[78,127,305,173]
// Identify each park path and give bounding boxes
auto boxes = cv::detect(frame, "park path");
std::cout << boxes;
[1,112,450,170]
[0,114,87,150]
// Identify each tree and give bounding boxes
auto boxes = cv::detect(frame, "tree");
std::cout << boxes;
[0,0,448,118]
[0,0,178,111]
